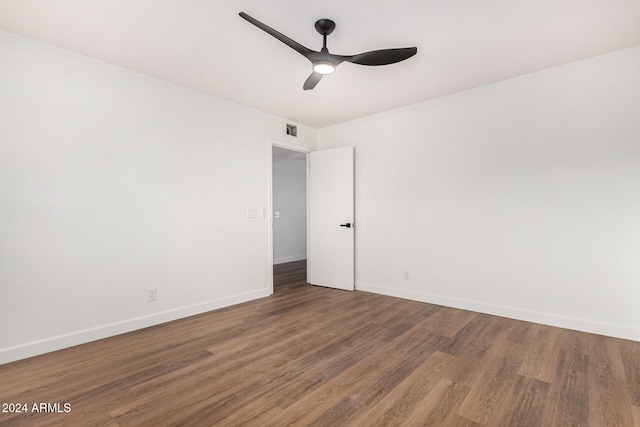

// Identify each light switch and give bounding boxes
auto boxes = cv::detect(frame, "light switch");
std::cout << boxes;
[246,208,257,218]
[260,207,266,218]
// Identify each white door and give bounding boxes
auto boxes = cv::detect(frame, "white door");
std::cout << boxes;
[307,146,354,291]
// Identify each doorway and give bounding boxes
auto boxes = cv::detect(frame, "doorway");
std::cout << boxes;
[270,142,309,294]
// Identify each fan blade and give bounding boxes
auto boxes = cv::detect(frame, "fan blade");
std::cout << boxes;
[303,72,323,90]
[239,12,314,58]
[343,47,417,66]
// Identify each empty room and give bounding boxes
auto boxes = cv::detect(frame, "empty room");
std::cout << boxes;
[1,1,639,426]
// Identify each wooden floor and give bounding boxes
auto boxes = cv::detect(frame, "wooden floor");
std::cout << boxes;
[1,261,639,426]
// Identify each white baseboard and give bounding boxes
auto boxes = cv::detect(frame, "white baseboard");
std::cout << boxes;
[356,281,639,342]
[0,288,271,365]
[273,255,307,265]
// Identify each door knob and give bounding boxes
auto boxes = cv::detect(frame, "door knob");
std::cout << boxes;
[339,223,352,228]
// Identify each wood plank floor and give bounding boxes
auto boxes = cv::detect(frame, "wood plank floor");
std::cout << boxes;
[1,260,639,426]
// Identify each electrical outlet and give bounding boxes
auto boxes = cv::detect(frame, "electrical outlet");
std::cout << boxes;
[147,288,158,302]
[403,271,410,280]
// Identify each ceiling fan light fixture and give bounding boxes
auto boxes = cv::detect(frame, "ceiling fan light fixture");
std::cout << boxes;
[313,61,336,75]
[239,12,417,90]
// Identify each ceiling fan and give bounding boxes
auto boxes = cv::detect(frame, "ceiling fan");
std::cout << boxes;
[239,12,417,90]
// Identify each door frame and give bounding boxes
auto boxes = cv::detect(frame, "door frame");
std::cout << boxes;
[267,139,311,295]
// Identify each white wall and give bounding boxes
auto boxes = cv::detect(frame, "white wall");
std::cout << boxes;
[0,31,316,364]
[319,46,640,341]
[272,155,307,264]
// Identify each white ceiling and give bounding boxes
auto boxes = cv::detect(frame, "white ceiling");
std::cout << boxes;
[1,1,639,128]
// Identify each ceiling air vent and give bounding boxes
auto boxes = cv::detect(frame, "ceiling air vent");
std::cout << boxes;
[286,123,298,137]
